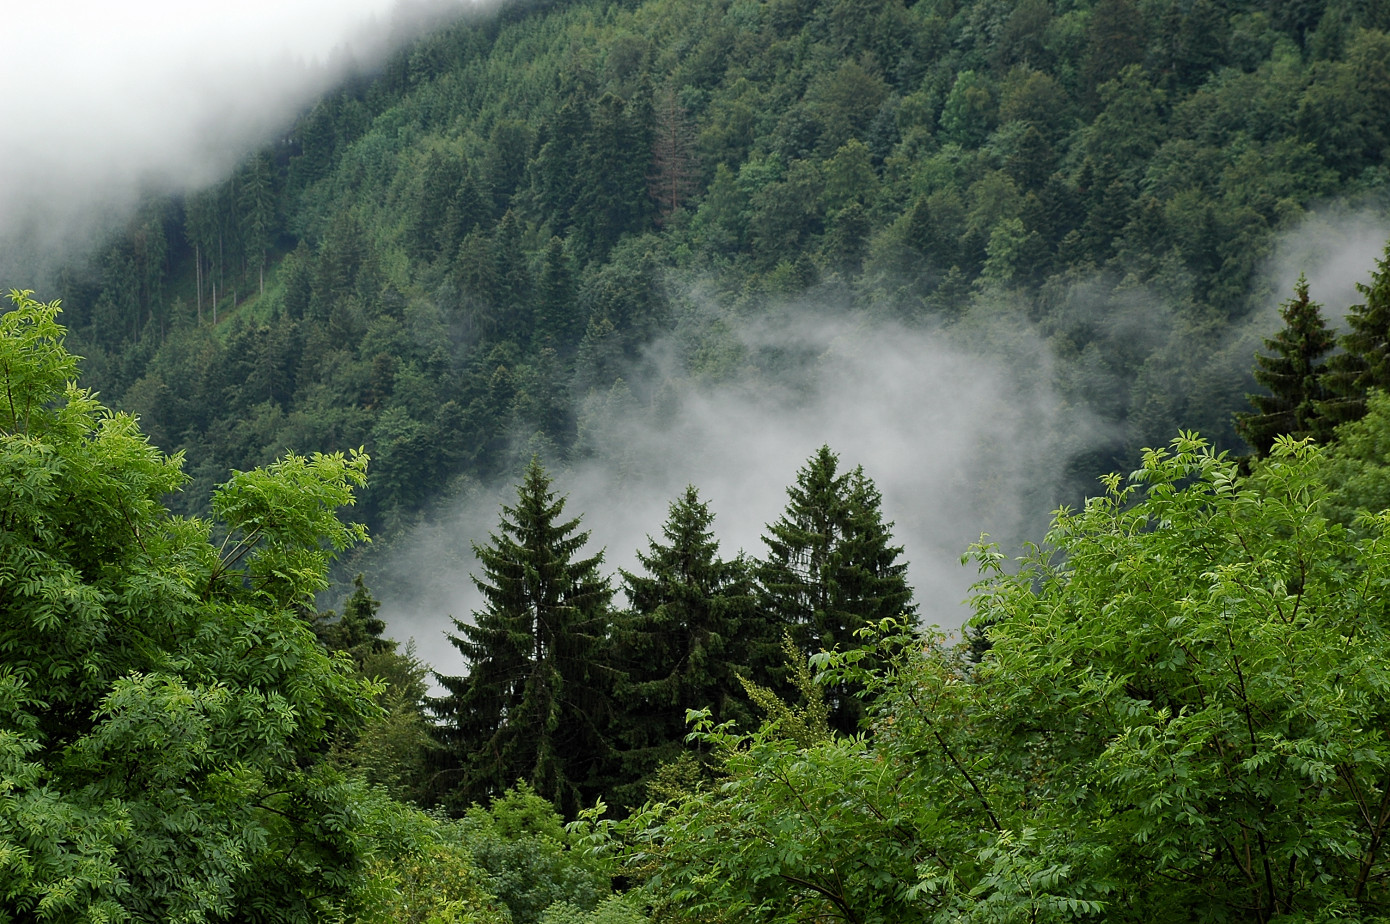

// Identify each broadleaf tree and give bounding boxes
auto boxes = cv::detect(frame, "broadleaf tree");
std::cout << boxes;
[0,290,410,922]
[613,433,1390,923]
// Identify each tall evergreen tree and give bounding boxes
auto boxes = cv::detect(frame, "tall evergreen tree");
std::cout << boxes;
[609,486,759,807]
[756,446,915,734]
[431,459,615,817]
[1235,274,1335,455]
[1318,243,1390,434]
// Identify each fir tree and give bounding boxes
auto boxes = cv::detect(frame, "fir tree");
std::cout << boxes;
[313,574,389,657]
[1235,274,1335,455]
[756,446,915,734]
[431,459,615,817]
[1319,242,1390,433]
[315,576,436,803]
[609,486,759,807]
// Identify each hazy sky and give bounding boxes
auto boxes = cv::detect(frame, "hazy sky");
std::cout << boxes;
[3,0,468,274]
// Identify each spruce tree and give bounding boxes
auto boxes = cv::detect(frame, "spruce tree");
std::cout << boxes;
[1235,274,1335,455]
[1318,242,1390,434]
[315,576,436,803]
[756,446,915,734]
[609,486,759,807]
[313,574,388,657]
[431,459,615,816]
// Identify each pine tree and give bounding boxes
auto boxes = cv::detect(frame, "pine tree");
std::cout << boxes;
[609,486,759,807]
[431,459,615,816]
[1235,274,1335,455]
[756,446,915,734]
[534,236,581,352]
[1318,242,1390,434]
[313,574,388,658]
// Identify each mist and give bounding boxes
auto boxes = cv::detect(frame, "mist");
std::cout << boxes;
[2,0,472,281]
[365,297,1101,682]
[1262,207,1390,328]
[362,206,1390,682]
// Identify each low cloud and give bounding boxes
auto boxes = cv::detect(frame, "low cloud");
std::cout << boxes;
[366,297,1099,681]
[2,0,471,280]
[1262,207,1390,328]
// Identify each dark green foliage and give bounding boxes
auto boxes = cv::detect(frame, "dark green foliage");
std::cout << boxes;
[313,576,439,803]
[314,573,388,655]
[31,0,1390,558]
[1319,241,1390,431]
[609,486,759,808]
[1236,274,1335,454]
[431,459,616,817]
[756,446,914,735]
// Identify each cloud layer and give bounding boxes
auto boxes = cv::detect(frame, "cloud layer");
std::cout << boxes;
[2,0,469,278]
[366,299,1099,681]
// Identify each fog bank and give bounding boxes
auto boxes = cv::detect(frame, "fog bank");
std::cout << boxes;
[2,0,471,279]
[366,300,1100,682]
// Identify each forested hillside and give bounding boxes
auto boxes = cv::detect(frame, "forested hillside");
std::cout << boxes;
[33,0,1390,539]
[11,0,1390,919]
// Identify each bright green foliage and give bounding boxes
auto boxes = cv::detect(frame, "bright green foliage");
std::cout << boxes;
[457,782,614,924]
[359,782,636,924]
[0,291,401,921]
[613,433,1390,923]
[616,635,944,924]
[357,831,511,924]
[756,446,914,734]
[208,447,369,607]
[1235,274,1335,454]
[1315,389,1390,527]
[538,895,648,924]
[608,486,759,809]
[971,433,1390,920]
[432,459,616,817]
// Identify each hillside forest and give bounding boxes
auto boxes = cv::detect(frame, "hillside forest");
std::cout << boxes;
[9,0,1390,920]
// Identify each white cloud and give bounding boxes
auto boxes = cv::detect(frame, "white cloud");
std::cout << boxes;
[367,299,1097,683]
[1,0,470,275]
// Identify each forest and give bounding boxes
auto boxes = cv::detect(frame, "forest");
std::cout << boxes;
[7,0,1390,919]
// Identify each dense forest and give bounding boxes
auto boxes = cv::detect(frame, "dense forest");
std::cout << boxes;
[9,0,1390,919]
[35,0,1390,537]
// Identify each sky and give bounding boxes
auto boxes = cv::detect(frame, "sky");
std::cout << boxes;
[2,0,469,277]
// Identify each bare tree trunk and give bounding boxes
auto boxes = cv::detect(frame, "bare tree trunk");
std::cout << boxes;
[195,243,202,323]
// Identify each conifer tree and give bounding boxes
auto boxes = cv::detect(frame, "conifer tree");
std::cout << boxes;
[756,446,915,734]
[431,459,615,817]
[1319,242,1390,433]
[534,236,580,352]
[1235,274,1335,455]
[609,486,759,806]
[315,576,436,803]
[313,574,389,657]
